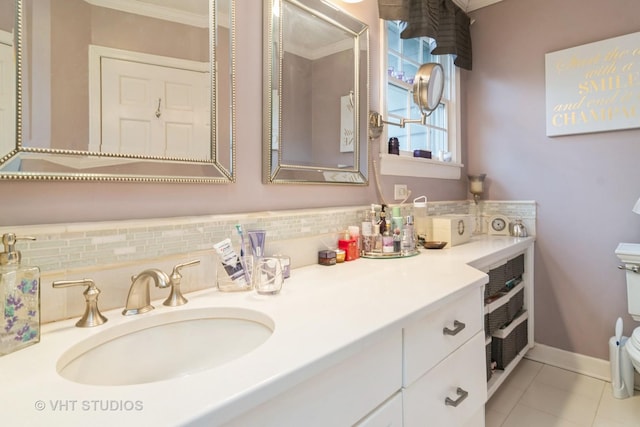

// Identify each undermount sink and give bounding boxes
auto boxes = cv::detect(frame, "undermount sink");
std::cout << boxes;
[57,307,274,386]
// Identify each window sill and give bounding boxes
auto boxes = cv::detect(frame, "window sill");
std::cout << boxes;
[378,153,463,179]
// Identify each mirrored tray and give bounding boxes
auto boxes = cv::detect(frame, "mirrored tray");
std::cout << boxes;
[361,250,420,259]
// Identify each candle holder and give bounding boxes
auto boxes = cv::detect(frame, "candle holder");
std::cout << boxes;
[468,174,486,204]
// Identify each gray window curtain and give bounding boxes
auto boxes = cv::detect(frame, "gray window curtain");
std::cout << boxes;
[378,0,472,70]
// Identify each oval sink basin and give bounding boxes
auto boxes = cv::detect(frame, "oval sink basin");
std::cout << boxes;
[57,307,274,386]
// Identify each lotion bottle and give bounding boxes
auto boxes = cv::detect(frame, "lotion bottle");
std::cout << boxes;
[0,233,40,356]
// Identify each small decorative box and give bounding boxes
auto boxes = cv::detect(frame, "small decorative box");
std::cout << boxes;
[430,215,473,248]
[318,250,336,266]
[413,149,432,159]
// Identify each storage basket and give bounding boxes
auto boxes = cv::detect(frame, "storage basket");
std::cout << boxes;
[486,303,508,335]
[485,263,507,299]
[484,312,489,336]
[491,310,528,370]
[506,254,525,282]
[506,287,524,323]
[485,337,493,382]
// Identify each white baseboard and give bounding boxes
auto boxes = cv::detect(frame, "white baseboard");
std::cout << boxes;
[525,342,640,389]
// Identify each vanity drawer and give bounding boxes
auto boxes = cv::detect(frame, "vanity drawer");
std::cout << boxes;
[403,331,487,427]
[403,287,483,386]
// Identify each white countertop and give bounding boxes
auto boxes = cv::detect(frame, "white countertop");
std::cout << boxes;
[0,235,533,426]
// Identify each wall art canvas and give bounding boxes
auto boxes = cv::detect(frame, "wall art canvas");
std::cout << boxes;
[545,31,640,136]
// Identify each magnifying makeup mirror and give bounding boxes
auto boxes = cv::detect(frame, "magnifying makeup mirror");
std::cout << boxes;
[369,62,444,138]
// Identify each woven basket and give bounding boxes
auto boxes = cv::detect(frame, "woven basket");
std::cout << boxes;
[492,311,528,370]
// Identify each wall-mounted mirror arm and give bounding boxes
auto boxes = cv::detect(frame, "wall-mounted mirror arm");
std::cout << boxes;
[369,110,428,129]
[369,62,444,135]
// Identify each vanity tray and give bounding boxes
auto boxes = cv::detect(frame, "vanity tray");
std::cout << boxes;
[361,249,420,259]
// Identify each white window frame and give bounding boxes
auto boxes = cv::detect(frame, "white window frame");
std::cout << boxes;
[378,20,463,180]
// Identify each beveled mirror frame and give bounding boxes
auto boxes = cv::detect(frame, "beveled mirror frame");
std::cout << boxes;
[0,0,235,183]
[263,0,369,185]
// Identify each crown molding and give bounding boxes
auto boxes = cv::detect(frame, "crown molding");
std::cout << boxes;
[84,0,208,28]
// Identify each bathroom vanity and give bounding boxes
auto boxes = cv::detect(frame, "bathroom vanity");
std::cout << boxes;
[0,235,534,427]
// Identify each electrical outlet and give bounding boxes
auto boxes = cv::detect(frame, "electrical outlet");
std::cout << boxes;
[394,184,408,201]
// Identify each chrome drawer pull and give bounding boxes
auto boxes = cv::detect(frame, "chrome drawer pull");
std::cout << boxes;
[443,320,466,336]
[445,387,469,407]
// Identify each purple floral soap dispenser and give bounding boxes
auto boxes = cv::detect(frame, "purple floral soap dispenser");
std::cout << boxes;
[0,233,40,356]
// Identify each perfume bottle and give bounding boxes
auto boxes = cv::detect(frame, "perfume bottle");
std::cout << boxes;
[382,223,394,253]
[0,233,40,356]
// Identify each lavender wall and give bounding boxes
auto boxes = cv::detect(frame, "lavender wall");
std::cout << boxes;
[0,0,466,226]
[2,0,633,362]
[0,1,12,32]
[467,0,640,359]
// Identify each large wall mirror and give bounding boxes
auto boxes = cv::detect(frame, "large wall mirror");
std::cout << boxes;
[0,0,235,182]
[263,0,369,185]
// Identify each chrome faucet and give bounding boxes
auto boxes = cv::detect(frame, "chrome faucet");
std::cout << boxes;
[122,268,170,316]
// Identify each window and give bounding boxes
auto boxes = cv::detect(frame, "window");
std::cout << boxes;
[379,21,462,179]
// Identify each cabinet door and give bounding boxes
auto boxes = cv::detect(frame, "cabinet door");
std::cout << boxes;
[355,392,403,427]
[223,331,402,427]
[404,332,487,427]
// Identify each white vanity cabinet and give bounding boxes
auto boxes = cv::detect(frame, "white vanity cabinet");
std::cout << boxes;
[402,287,487,427]
[354,392,404,427]
[222,330,403,427]
[216,238,534,427]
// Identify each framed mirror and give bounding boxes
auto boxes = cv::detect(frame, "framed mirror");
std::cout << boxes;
[0,0,235,183]
[263,0,369,185]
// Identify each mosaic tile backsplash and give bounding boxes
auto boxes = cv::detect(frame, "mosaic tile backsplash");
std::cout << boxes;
[0,200,535,324]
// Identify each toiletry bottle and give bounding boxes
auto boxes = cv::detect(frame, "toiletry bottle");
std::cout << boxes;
[373,224,382,252]
[413,196,428,244]
[378,207,387,238]
[361,209,374,254]
[348,226,360,259]
[388,137,399,155]
[402,215,416,253]
[393,227,402,253]
[0,233,40,356]
[391,206,403,234]
[382,223,394,253]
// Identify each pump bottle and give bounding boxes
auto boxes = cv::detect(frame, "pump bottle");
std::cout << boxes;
[0,233,40,356]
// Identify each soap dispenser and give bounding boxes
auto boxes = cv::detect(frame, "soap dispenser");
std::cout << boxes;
[0,233,40,356]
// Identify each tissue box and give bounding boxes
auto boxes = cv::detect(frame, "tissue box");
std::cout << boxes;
[430,215,473,247]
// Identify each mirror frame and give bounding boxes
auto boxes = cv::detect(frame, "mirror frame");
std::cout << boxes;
[263,0,369,185]
[1,0,235,183]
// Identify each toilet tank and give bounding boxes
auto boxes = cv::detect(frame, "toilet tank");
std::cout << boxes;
[615,243,640,321]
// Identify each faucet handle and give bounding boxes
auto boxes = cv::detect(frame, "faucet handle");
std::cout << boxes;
[163,260,200,307]
[52,278,108,327]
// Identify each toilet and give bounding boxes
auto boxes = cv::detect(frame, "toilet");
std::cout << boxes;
[626,328,640,373]
[615,243,640,385]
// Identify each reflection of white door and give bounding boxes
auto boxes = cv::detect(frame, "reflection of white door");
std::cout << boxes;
[100,57,209,158]
[0,32,15,156]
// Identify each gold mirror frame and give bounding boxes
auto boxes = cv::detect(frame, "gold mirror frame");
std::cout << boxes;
[0,0,235,183]
[263,0,369,185]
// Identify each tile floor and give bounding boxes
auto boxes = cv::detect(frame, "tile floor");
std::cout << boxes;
[485,359,640,426]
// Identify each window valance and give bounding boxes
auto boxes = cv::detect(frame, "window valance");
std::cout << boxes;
[378,0,472,70]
